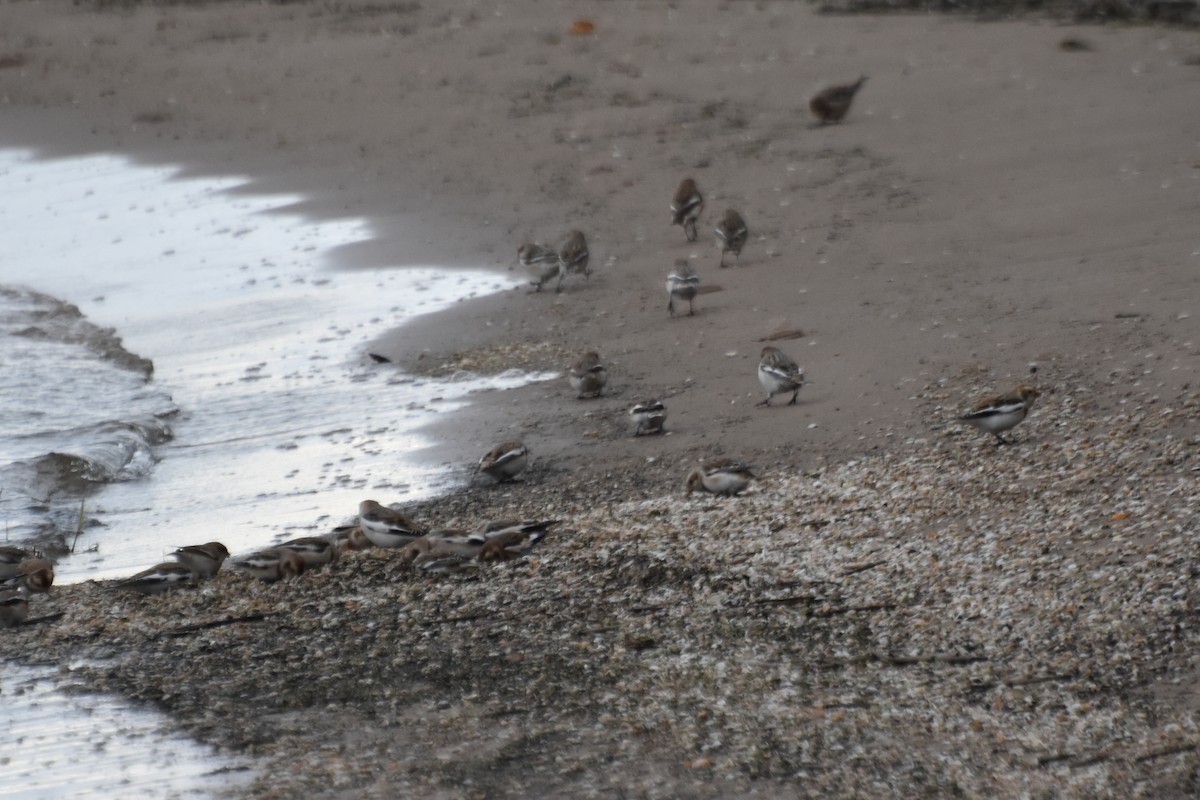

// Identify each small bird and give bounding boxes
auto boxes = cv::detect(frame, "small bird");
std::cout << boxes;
[236,549,306,583]
[358,500,426,548]
[569,351,608,399]
[332,525,374,554]
[670,178,704,242]
[413,529,489,560]
[112,562,195,595]
[715,209,748,267]
[0,592,30,628]
[411,550,477,575]
[757,346,808,407]
[556,230,591,292]
[478,440,529,483]
[7,558,54,595]
[171,542,230,579]
[629,399,668,436]
[685,459,756,497]
[478,519,560,538]
[958,383,1042,445]
[0,546,33,579]
[478,528,549,562]
[667,260,700,317]
[278,536,339,569]
[810,76,867,124]
[518,242,561,293]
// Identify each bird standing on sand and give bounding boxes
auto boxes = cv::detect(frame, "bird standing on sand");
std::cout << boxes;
[685,459,756,497]
[278,536,339,569]
[478,440,530,483]
[357,500,426,548]
[112,562,195,595]
[557,230,591,292]
[670,178,704,242]
[958,384,1041,445]
[171,542,230,579]
[518,242,561,293]
[810,76,867,124]
[629,399,668,437]
[715,209,748,267]
[757,346,808,407]
[0,592,30,628]
[667,260,700,317]
[0,547,33,580]
[236,548,306,583]
[569,351,608,399]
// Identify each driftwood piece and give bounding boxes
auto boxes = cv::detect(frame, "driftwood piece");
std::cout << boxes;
[159,612,276,638]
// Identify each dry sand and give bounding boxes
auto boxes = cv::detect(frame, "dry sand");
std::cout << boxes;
[2,1,1198,797]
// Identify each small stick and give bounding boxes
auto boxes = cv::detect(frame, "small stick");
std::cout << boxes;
[159,612,276,638]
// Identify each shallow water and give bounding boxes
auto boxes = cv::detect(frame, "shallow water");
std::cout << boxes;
[0,662,253,799]
[0,148,544,581]
[0,148,549,797]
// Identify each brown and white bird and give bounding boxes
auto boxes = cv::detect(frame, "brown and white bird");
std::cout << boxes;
[667,260,700,317]
[0,591,29,628]
[518,242,561,293]
[332,525,373,554]
[670,178,705,242]
[757,346,808,407]
[569,351,607,398]
[629,399,668,437]
[171,542,230,579]
[278,536,339,569]
[0,546,34,580]
[685,459,756,497]
[1,558,55,595]
[478,440,529,483]
[715,209,748,267]
[112,562,194,595]
[236,548,306,583]
[958,384,1041,445]
[357,500,426,548]
[810,76,867,124]
[557,230,591,291]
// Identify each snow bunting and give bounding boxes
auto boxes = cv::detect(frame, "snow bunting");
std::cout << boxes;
[670,178,705,242]
[0,592,30,627]
[8,558,54,595]
[569,351,607,398]
[478,528,549,562]
[557,229,591,291]
[667,260,700,317]
[279,536,339,569]
[0,546,33,579]
[757,346,808,407]
[332,525,373,554]
[171,542,230,579]
[236,548,306,582]
[112,562,194,595]
[478,440,529,483]
[715,209,748,267]
[958,383,1041,444]
[518,242,561,293]
[685,459,756,496]
[479,519,560,537]
[810,76,867,124]
[358,499,427,548]
[411,550,477,575]
[629,399,668,436]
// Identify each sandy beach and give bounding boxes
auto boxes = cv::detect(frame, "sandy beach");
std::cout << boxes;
[2,1,1199,797]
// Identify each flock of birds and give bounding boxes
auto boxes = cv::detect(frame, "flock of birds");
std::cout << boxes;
[0,73,1043,628]
[0,500,562,626]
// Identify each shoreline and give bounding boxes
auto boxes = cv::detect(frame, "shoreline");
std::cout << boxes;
[2,1,1199,796]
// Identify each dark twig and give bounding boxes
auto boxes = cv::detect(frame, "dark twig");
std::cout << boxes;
[159,612,276,638]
